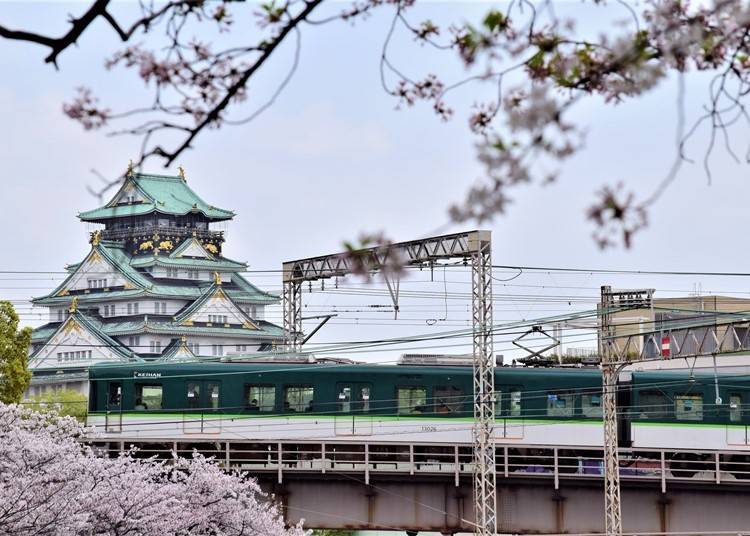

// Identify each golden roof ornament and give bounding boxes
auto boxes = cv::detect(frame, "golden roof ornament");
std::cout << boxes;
[68,296,79,313]
[178,165,186,181]
[126,160,135,178]
[213,271,222,285]
[90,230,102,246]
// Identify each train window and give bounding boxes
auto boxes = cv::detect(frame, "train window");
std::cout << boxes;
[397,386,427,414]
[207,383,220,410]
[434,386,464,413]
[246,385,275,412]
[337,383,371,413]
[339,386,352,412]
[581,394,603,418]
[285,385,314,412]
[675,394,703,421]
[730,394,742,422]
[107,382,121,408]
[134,384,162,410]
[546,392,575,417]
[186,383,201,409]
[510,391,522,417]
[637,391,669,419]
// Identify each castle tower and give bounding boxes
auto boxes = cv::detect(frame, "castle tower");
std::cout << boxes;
[27,167,282,395]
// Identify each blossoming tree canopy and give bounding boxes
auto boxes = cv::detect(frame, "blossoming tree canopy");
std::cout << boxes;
[0,403,307,536]
[1,1,748,246]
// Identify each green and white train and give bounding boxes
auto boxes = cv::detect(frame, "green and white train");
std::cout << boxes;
[86,360,750,452]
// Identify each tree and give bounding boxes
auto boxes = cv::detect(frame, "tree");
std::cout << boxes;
[1,0,748,247]
[0,301,31,403]
[27,388,88,422]
[0,402,306,536]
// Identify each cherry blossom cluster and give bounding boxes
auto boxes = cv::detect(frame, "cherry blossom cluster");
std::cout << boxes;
[0,403,306,536]
[62,88,110,131]
[47,0,750,247]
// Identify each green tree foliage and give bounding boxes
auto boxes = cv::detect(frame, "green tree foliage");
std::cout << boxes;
[0,301,31,403]
[28,388,88,422]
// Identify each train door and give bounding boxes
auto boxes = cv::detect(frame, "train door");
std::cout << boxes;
[496,387,524,439]
[726,392,750,445]
[105,381,122,433]
[334,382,373,435]
[183,380,222,433]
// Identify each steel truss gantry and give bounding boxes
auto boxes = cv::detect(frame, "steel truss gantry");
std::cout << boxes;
[282,230,497,536]
[605,314,750,363]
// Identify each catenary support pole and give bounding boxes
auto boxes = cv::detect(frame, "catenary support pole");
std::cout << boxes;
[282,280,302,352]
[600,285,622,536]
[471,232,496,536]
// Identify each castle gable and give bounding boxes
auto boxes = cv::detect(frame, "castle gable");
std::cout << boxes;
[29,314,133,370]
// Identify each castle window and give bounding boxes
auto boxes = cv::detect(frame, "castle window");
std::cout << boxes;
[208,314,228,324]
[128,336,140,348]
[127,303,132,314]
[150,340,161,353]
[133,303,139,314]
[212,344,224,356]
[57,309,63,322]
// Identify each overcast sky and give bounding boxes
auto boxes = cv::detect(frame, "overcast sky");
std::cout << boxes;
[3,2,750,360]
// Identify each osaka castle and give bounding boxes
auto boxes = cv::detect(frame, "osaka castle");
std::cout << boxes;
[27,166,283,395]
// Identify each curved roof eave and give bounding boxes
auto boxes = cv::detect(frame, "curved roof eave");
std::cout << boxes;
[78,206,235,222]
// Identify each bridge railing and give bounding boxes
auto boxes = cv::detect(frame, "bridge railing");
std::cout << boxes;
[97,439,750,489]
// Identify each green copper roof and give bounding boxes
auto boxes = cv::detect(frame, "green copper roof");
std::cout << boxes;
[78,173,234,222]
[97,317,284,339]
[32,241,277,306]
[129,254,247,271]
[31,324,60,342]
[231,273,278,302]
[37,240,153,303]
[160,338,197,361]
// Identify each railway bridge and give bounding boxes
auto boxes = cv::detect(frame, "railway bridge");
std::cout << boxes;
[101,437,750,534]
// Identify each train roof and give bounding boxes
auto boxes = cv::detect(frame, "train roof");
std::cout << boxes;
[631,369,750,382]
[88,360,604,382]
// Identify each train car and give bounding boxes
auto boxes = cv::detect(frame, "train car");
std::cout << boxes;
[629,371,750,451]
[86,361,605,446]
[86,361,750,453]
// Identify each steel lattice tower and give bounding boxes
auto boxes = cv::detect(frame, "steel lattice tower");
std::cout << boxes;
[471,234,496,536]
